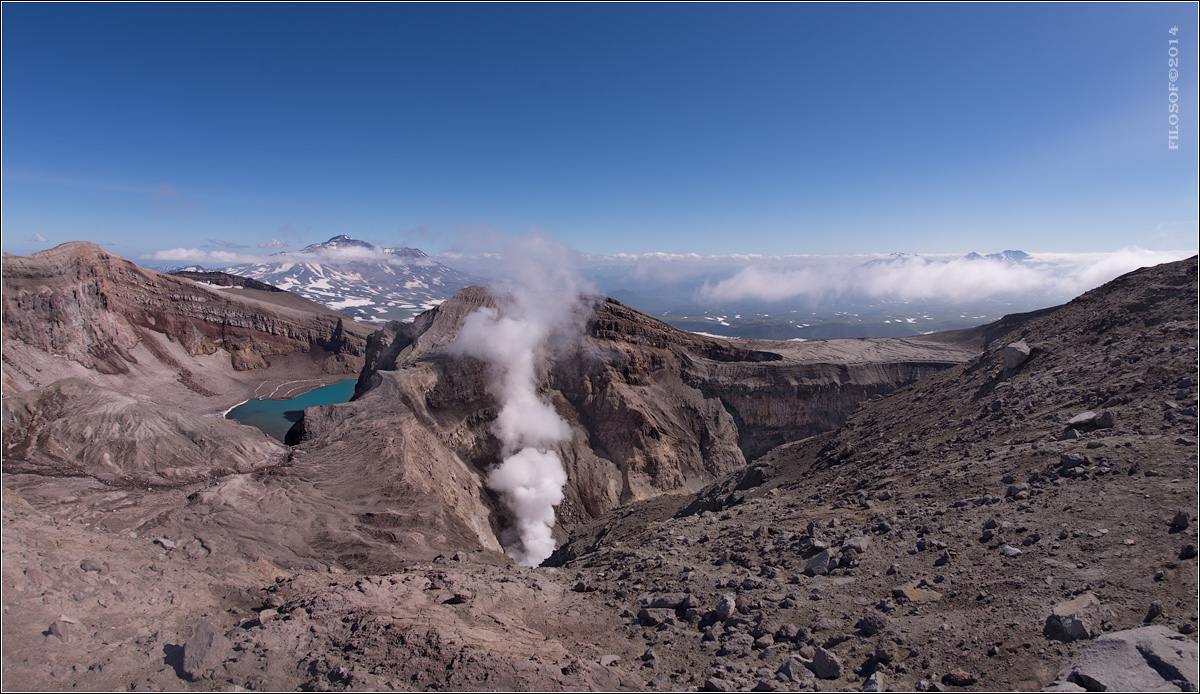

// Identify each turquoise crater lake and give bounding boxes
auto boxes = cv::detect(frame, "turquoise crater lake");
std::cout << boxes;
[225,379,356,442]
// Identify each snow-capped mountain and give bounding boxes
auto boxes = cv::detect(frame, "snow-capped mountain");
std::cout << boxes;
[864,250,1030,268]
[963,249,1030,264]
[224,236,482,323]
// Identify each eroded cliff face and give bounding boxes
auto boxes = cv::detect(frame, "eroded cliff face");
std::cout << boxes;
[2,242,372,393]
[289,288,978,561]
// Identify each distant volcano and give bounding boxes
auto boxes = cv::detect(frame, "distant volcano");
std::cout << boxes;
[224,235,483,322]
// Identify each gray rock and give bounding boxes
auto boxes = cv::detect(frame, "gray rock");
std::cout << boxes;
[599,654,621,667]
[862,671,884,692]
[843,536,871,553]
[804,549,836,576]
[79,558,106,573]
[856,612,889,636]
[874,638,896,664]
[637,608,677,626]
[1044,593,1101,642]
[807,646,843,679]
[1001,545,1023,557]
[1144,600,1163,623]
[182,619,230,680]
[47,620,70,644]
[778,657,814,685]
[1170,511,1191,530]
[715,593,738,621]
[718,633,755,657]
[1003,341,1031,377]
[1067,410,1114,431]
[1048,625,1199,692]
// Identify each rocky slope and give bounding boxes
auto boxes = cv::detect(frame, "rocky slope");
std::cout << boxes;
[546,255,1199,691]
[2,255,1194,693]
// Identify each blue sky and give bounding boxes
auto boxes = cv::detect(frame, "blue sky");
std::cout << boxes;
[2,3,1197,262]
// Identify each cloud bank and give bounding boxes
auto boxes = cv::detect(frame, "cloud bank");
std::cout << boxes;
[141,247,261,264]
[142,240,437,268]
[695,248,1195,304]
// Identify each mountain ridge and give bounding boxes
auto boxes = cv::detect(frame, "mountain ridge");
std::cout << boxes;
[223,235,482,323]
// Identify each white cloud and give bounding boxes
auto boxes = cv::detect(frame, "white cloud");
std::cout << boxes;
[140,248,262,264]
[24,233,49,243]
[695,248,1196,304]
[258,238,288,249]
[143,240,440,268]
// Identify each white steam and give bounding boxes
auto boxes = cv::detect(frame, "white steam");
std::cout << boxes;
[449,232,590,566]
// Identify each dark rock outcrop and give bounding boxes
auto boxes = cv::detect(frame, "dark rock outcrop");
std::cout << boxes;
[169,270,285,293]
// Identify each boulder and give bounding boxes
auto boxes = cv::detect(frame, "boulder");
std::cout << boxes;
[715,593,738,620]
[856,612,889,636]
[1044,593,1101,642]
[807,647,843,679]
[1047,625,1198,692]
[182,619,231,680]
[804,549,836,576]
[777,657,814,685]
[843,536,871,553]
[1003,341,1032,377]
[637,608,677,627]
[1066,410,1114,432]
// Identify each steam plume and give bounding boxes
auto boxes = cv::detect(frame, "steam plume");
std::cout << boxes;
[450,232,589,566]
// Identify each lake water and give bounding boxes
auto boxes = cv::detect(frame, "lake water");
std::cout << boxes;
[225,379,356,442]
